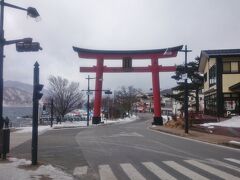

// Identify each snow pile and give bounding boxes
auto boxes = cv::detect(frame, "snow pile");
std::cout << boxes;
[0,158,73,180]
[53,121,87,129]
[201,116,240,128]
[15,126,51,134]
[104,115,138,124]
[14,115,139,133]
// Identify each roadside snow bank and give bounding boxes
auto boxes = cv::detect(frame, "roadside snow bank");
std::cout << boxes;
[15,126,51,134]
[0,158,73,180]
[14,115,139,133]
[104,115,138,124]
[201,116,240,128]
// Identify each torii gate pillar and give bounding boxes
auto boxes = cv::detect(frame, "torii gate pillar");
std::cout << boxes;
[92,58,104,124]
[151,57,162,125]
[73,45,183,125]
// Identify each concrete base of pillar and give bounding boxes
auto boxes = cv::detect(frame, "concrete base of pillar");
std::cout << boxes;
[152,116,163,126]
[92,117,101,124]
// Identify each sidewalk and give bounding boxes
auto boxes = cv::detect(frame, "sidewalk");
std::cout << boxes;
[10,131,32,150]
[150,125,240,148]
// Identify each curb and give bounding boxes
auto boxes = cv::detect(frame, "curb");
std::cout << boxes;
[149,126,240,149]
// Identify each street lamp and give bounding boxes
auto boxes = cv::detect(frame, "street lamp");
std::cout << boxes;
[0,0,41,129]
[0,0,42,159]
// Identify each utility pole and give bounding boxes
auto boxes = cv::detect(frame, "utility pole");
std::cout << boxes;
[50,98,53,127]
[180,45,192,134]
[86,75,95,126]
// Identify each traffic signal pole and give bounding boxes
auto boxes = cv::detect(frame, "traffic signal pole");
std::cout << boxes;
[32,62,43,165]
[0,0,5,130]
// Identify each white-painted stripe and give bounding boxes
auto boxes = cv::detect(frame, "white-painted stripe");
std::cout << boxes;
[185,159,240,180]
[208,159,240,173]
[99,164,117,180]
[163,161,209,180]
[225,158,240,165]
[120,163,146,180]
[142,162,177,180]
[73,166,88,176]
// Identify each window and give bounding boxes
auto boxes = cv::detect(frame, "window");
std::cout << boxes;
[205,94,217,115]
[209,65,216,86]
[223,61,240,73]
[224,94,231,97]
[204,73,207,82]
[223,62,231,73]
[231,62,239,72]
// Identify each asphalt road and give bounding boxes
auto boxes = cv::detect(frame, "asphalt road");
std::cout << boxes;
[12,114,240,180]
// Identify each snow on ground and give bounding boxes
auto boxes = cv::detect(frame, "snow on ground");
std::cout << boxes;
[0,158,73,180]
[201,116,240,128]
[14,115,139,133]
[2,115,139,180]
[104,115,138,124]
[14,126,51,134]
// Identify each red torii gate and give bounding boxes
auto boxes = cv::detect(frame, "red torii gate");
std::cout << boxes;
[73,45,183,125]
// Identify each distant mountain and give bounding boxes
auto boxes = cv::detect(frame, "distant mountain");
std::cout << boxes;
[3,86,32,107]
[3,80,48,107]
[5,80,33,94]
[161,88,173,96]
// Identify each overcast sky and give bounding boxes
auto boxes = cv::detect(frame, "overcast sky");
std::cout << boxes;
[3,0,240,92]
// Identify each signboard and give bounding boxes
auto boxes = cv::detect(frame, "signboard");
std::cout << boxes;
[182,73,188,80]
[105,90,112,95]
[86,91,93,95]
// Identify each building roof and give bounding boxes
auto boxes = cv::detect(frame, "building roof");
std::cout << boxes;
[229,82,240,91]
[199,49,240,72]
[72,45,183,59]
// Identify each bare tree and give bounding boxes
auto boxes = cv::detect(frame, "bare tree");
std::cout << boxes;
[114,86,139,117]
[46,76,84,119]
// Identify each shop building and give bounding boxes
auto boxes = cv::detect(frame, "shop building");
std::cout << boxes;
[199,49,240,117]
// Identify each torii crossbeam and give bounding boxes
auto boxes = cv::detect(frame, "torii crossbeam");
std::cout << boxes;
[73,45,183,125]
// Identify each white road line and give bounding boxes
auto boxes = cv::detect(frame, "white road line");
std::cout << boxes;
[208,159,240,173]
[99,164,117,180]
[73,166,88,176]
[120,163,146,180]
[142,162,177,180]
[163,161,209,180]
[225,158,240,165]
[185,159,240,180]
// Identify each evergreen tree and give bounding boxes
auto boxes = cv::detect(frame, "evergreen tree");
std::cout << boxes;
[166,57,203,114]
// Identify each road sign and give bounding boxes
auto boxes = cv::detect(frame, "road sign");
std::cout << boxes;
[86,91,93,95]
[182,73,188,80]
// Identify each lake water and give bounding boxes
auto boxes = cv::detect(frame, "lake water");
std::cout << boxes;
[3,107,32,127]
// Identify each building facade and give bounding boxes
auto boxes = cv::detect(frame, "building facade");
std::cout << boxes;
[199,49,240,117]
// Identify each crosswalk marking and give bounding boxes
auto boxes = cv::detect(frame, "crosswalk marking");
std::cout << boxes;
[208,159,240,173]
[120,163,146,180]
[72,158,240,180]
[73,166,88,176]
[163,161,209,180]
[185,159,240,180]
[225,158,240,165]
[142,162,177,180]
[99,164,117,180]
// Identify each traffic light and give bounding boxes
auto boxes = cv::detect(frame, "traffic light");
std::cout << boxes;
[34,84,44,100]
[105,90,112,95]
[16,42,42,52]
